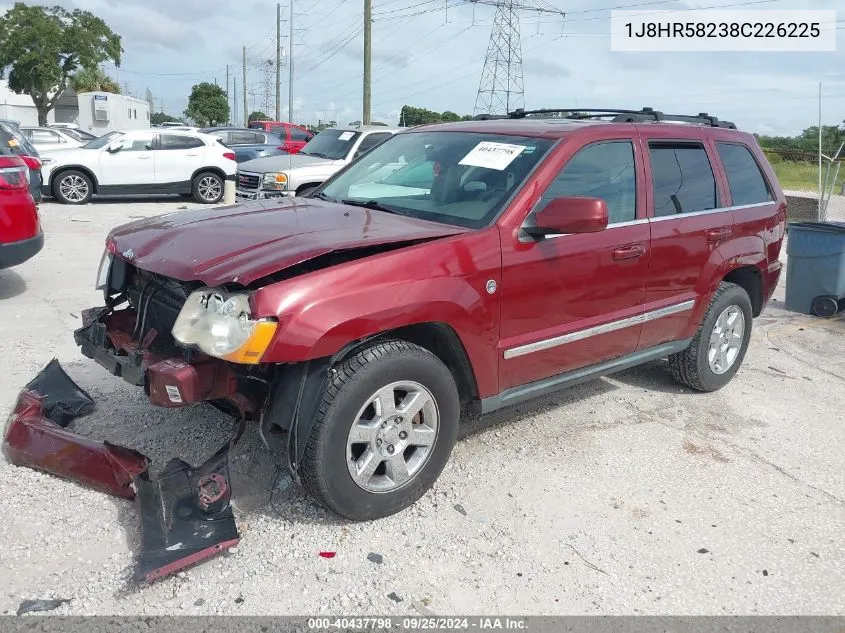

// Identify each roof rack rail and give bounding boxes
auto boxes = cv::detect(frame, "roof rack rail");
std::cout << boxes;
[472,113,510,120]
[508,107,737,129]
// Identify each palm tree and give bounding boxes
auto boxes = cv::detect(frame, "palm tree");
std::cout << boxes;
[69,67,120,94]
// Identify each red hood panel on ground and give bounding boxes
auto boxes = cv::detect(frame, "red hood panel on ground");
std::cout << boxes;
[109,198,467,286]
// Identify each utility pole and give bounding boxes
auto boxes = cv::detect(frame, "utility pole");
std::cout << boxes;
[288,0,294,122]
[234,77,239,126]
[242,46,248,127]
[226,64,230,120]
[276,2,282,121]
[363,0,372,125]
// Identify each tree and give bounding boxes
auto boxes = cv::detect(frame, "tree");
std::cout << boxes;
[69,66,120,93]
[145,87,155,113]
[399,105,473,126]
[151,112,180,125]
[184,82,229,127]
[0,3,122,125]
[248,111,269,123]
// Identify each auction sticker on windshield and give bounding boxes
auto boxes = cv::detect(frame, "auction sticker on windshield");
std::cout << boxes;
[459,142,526,170]
[338,131,355,141]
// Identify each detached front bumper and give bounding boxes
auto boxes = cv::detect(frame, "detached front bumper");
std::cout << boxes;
[3,359,243,583]
[73,307,254,414]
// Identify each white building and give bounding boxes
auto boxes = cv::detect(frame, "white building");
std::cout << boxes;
[1,80,150,134]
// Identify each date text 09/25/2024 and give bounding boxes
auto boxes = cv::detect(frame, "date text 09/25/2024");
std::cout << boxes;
[306,617,528,630]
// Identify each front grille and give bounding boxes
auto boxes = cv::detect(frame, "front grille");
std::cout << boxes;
[237,171,260,190]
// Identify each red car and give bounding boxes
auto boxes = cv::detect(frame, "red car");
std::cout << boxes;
[16,108,788,523]
[0,153,43,269]
[248,120,313,154]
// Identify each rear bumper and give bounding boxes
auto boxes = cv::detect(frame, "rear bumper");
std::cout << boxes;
[0,230,43,269]
[763,259,783,307]
[74,307,255,414]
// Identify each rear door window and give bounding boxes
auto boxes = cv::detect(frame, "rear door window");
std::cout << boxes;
[290,127,311,141]
[160,135,205,150]
[716,142,774,206]
[649,143,718,216]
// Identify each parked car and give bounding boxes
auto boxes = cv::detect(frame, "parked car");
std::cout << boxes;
[0,152,43,269]
[41,129,237,205]
[199,127,286,163]
[236,125,399,199]
[0,122,44,203]
[20,126,89,152]
[68,107,786,521]
[248,120,313,154]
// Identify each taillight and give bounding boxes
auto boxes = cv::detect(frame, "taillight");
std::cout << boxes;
[21,155,41,171]
[0,155,29,190]
[223,151,236,161]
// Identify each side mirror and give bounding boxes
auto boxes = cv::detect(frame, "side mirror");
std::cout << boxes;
[106,141,123,153]
[524,196,609,238]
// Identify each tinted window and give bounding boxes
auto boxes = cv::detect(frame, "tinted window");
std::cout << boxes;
[649,143,717,216]
[230,131,258,145]
[541,141,637,224]
[716,143,773,206]
[160,135,205,150]
[290,127,311,141]
[270,124,286,135]
[356,133,393,157]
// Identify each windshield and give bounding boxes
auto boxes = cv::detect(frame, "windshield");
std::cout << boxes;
[82,131,122,149]
[300,129,360,160]
[0,123,39,157]
[319,131,554,229]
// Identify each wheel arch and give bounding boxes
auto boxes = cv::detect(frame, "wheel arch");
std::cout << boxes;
[50,165,100,193]
[191,166,227,183]
[722,265,764,316]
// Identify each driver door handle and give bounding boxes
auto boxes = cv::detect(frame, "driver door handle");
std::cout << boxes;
[613,243,647,261]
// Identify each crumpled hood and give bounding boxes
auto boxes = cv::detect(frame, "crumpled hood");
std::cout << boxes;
[108,198,468,287]
[238,152,341,173]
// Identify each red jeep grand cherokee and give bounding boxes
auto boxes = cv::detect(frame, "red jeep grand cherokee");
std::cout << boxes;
[73,108,786,520]
[0,153,43,269]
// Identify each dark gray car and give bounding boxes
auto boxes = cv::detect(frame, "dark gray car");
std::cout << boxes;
[200,127,286,163]
[0,121,43,203]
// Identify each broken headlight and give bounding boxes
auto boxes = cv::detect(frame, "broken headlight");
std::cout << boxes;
[171,288,277,364]
[95,250,113,291]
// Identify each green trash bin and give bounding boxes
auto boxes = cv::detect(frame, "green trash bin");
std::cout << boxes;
[785,221,845,317]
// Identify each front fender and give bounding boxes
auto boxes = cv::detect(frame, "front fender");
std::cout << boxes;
[252,229,502,396]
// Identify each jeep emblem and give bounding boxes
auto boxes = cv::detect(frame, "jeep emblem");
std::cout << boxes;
[122,248,135,261]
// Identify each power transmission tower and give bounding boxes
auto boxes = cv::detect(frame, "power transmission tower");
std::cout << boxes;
[469,0,565,115]
[262,59,275,114]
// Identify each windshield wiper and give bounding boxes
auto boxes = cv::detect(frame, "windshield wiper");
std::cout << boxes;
[314,192,337,202]
[341,199,408,216]
[301,151,331,159]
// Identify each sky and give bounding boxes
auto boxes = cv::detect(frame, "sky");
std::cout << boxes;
[1,0,843,135]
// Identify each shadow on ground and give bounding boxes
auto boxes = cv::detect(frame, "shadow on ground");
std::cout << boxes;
[0,269,27,300]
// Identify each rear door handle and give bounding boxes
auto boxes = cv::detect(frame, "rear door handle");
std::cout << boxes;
[613,243,647,261]
[706,226,732,243]
[137,155,152,160]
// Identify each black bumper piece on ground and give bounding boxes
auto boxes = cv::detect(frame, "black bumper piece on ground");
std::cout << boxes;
[0,231,43,269]
[134,418,245,583]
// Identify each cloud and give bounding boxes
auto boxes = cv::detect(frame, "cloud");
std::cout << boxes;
[523,57,571,78]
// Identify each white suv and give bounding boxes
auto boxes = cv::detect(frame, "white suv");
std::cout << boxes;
[41,129,237,205]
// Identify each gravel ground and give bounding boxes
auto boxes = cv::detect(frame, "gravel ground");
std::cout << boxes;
[0,198,843,616]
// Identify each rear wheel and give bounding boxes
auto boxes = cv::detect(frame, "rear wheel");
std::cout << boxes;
[53,170,92,205]
[192,171,224,204]
[668,282,753,392]
[301,340,460,520]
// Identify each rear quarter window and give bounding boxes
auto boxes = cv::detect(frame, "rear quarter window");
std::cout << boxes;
[716,142,774,206]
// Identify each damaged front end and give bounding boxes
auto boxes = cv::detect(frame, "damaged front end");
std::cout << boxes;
[3,360,243,583]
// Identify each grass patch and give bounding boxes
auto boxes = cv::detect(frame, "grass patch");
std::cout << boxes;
[772,161,820,192]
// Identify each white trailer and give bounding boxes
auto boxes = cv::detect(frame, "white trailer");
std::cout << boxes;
[69,91,151,135]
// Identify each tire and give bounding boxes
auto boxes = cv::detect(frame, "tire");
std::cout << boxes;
[52,169,93,205]
[192,171,224,204]
[668,282,753,392]
[301,339,460,521]
[296,186,317,198]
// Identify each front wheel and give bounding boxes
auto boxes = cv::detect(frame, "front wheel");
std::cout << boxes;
[668,282,753,392]
[301,340,460,520]
[192,171,224,204]
[53,170,93,205]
